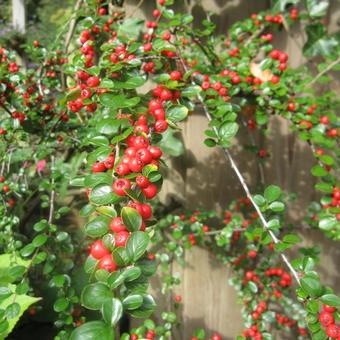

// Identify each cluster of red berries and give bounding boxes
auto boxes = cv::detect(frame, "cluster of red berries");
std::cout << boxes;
[0,176,15,207]
[243,324,264,340]
[275,313,297,328]
[265,267,292,287]
[130,329,156,340]
[269,49,288,72]
[319,305,339,339]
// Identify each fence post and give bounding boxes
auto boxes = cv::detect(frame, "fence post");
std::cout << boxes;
[12,0,26,34]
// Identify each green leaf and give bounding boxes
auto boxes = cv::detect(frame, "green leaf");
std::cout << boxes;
[158,128,184,157]
[0,291,40,339]
[122,266,142,282]
[5,303,20,319]
[121,207,142,232]
[264,185,281,202]
[96,119,120,135]
[181,85,201,98]
[81,283,113,310]
[84,256,99,274]
[283,234,301,244]
[96,206,117,218]
[305,0,329,18]
[123,294,143,310]
[70,321,115,340]
[311,165,328,177]
[301,273,323,298]
[101,298,123,326]
[320,294,340,307]
[84,216,110,238]
[112,247,129,267]
[53,298,69,312]
[126,231,150,262]
[253,195,266,206]
[272,0,298,11]
[248,281,258,293]
[99,93,140,110]
[84,173,112,188]
[166,105,188,123]
[32,234,48,247]
[106,76,146,90]
[0,255,30,283]
[303,23,338,57]
[218,122,239,143]
[269,201,285,212]
[90,184,118,206]
[128,294,156,318]
[319,217,337,231]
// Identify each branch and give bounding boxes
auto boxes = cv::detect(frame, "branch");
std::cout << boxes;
[308,56,340,87]
[126,0,145,18]
[179,58,301,286]
[64,0,84,53]
[48,156,56,224]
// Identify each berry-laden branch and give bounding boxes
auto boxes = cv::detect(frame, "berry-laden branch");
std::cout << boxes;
[180,59,301,286]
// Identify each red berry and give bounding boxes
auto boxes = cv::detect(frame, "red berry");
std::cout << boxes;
[116,163,130,176]
[287,102,295,111]
[327,128,338,138]
[231,75,241,84]
[142,184,158,199]
[271,75,280,84]
[133,136,149,149]
[98,7,107,15]
[136,175,150,188]
[90,240,110,259]
[170,70,182,81]
[141,203,152,220]
[110,217,127,233]
[136,148,153,164]
[104,155,115,169]
[248,250,257,258]
[92,162,106,173]
[114,231,130,247]
[113,178,131,196]
[128,157,143,173]
[323,305,336,313]
[154,120,168,133]
[319,311,334,327]
[86,76,100,87]
[149,146,162,159]
[320,116,330,125]
[326,324,339,339]
[153,9,161,17]
[99,254,117,272]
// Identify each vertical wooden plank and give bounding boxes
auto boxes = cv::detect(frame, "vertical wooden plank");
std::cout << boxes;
[12,0,26,34]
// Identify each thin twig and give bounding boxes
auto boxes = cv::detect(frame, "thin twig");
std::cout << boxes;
[64,0,84,53]
[126,0,145,18]
[308,56,340,87]
[48,156,56,224]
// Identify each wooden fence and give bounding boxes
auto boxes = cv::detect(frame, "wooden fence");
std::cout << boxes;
[124,0,340,338]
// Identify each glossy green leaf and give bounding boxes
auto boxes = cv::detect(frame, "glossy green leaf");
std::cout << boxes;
[70,321,114,340]
[101,298,123,326]
[81,283,112,310]
[126,232,150,262]
[121,207,142,232]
